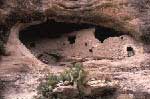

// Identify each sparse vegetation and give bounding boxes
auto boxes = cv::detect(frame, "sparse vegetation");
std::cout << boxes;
[37,63,88,99]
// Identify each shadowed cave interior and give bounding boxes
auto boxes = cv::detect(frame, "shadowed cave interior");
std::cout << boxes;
[20,21,123,44]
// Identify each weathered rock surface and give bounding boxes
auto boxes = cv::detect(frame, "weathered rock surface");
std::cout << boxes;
[0,0,150,46]
[0,0,150,99]
[49,80,118,99]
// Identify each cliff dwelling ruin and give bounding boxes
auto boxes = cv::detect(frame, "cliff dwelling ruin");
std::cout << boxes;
[17,20,143,66]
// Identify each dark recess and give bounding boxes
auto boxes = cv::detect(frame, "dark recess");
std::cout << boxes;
[89,48,93,53]
[19,20,125,46]
[68,35,76,44]
[127,47,135,57]
[85,42,88,46]
[95,27,123,43]
[19,20,93,44]
[0,0,4,8]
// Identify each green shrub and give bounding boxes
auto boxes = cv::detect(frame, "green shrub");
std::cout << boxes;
[37,63,88,99]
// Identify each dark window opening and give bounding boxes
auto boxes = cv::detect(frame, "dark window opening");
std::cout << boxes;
[85,42,88,46]
[127,47,135,57]
[89,49,93,53]
[94,27,123,43]
[120,36,124,40]
[68,35,76,44]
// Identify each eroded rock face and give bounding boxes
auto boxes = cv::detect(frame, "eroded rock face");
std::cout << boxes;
[0,0,149,50]
[0,0,150,99]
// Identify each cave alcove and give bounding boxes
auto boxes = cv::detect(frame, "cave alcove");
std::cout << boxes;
[19,20,126,65]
